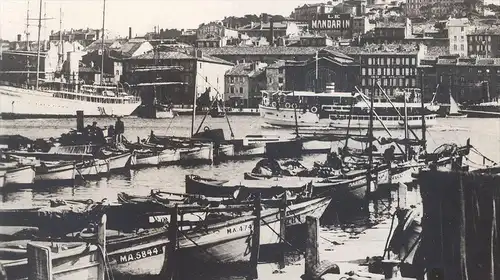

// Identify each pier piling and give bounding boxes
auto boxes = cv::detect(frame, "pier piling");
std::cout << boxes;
[249,194,261,280]
[304,216,319,279]
[279,191,287,269]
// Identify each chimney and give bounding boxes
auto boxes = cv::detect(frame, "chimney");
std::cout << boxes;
[129,27,132,39]
[17,34,22,42]
[96,30,100,40]
[269,20,274,46]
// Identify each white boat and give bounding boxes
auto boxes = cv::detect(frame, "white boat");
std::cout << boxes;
[259,86,437,129]
[179,143,213,163]
[35,161,75,182]
[0,85,141,119]
[218,143,235,157]
[130,151,160,167]
[1,165,35,186]
[158,148,181,164]
[75,159,109,178]
[106,152,132,171]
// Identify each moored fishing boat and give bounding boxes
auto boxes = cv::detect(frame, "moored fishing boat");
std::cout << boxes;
[179,143,213,163]
[35,161,75,183]
[158,148,181,164]
[75,159,109,178]
[105,151,132,171]
[1,164,35,186]
[130,150,160,167]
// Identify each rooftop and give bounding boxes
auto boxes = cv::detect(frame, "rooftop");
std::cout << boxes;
[238,22,288,31]
[225,63,264,77]
[468,27,500,35]
[201,46,326,56]
[436,57,500,66]
[128,50,233,65]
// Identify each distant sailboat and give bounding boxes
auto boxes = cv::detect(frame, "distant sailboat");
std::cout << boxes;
[447,93,467,118]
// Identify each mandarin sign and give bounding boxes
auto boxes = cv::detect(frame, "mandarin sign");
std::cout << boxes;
[310,14,351,31]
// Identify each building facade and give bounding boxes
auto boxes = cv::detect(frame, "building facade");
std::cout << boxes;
[196,22,239,48]
[265,60,286,91]
[123,49,233,105]
[447,18,469,57]
[224,62,267,108]
[346,44,427,97]
[293,2,341,21]
[467,28,500,58]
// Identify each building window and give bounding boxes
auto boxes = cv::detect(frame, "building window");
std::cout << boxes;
[278,68,283,74]
[199,63,202,69]
[454,45,457,51]
[362,68,366,75]
[278,77,284,83]
[461,27,464,32]
[230,77,234,83]
[230,86,234,93]
[240,87,243,93]
[454,36,457,41]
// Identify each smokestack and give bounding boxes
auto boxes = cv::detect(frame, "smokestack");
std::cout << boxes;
[17,34,22,42]
[129,27,132,39]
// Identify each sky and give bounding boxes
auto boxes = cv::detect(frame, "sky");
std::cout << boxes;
[0,0,324,41]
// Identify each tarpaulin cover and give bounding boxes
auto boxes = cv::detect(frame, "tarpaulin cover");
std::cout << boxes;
[418,170,500,280]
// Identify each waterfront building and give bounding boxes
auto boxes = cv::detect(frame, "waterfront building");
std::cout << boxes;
[201,46,325,64]
[123,49,233,105]
[284,49,358,93]
[345,43,427,97]
[467,27,500,58]
[352,16,375,37]
[362,19,413,44]
[265,60,286,91]
[418,55,500,104]
[447,18,469,57]
[224,62,267,108]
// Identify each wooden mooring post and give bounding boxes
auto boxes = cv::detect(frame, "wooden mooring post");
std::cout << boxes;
[304,216,319,279]
[248,193,261,280]
[279,191,287,269]
[164,205,179,280]
[303,216,340,280]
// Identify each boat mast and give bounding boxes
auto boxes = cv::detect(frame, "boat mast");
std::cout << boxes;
[292,79,299,138]
[315,51,318,92]
[404,90,409,160]
[100,0,106,86]
[58,5,63,68]
[191,48,197,137]
[366,80,375,207]
[35,0,42,90]
[420,71,426,152]
[26,0,30,50]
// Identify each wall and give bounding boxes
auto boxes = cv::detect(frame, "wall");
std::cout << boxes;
[266,67,286,91]
[225,75,250,102]
[196,59,232,100]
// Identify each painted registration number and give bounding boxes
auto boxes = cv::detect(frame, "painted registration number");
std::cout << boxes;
[116,245,163,264]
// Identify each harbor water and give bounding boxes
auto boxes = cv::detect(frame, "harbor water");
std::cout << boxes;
[0,115,498,209]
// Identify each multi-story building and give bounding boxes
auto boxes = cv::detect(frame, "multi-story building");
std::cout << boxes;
[362,19,413,44]
[345,43,427,97]
[467,27,500,58]
[284,49,359,93]
[202,46,326,64]
[293,1,342,21]
[123,49,233,105]
[224,62,267,108]
[431,56,500,103]
[49,28,101,47]
[237,22,302,46]
[265,60,286,91]
[447,18,469,57]
[196,22,239,48]
[352,16,375,37]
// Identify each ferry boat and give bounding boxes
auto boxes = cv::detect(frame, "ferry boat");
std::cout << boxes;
[259,84,438,129]
[0,84,141,119]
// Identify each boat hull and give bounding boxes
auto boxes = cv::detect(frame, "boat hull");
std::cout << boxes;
[179,144,213,163]
[0,85,140,118]
[75,159,109,178]
[130,153,160,167]
[159,148,181,164]
[259,104,438,129]
[3,166,35,186]
[106,152,132,171]
[35,162,75,182]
